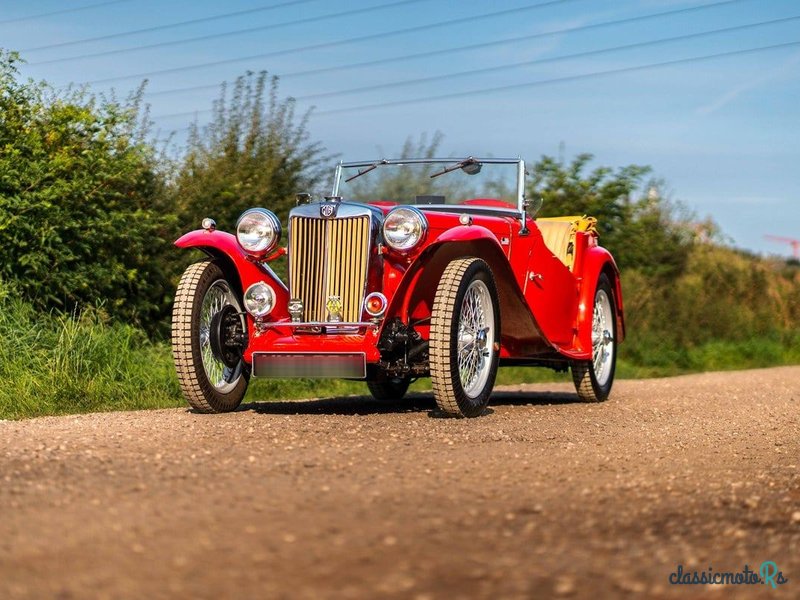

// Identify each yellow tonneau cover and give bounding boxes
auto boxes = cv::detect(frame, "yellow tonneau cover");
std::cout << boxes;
[536,215,598,270]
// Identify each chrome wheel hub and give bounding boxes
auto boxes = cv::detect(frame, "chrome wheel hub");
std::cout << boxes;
[591,289,615,387]
[457,280,495,398]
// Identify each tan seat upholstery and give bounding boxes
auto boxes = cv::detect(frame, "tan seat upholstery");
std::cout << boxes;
[536,216,597,271]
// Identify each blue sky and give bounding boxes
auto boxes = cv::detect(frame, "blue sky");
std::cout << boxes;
[2,0,799,256]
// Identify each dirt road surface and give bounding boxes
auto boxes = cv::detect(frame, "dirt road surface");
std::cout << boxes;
[1,367,798,599]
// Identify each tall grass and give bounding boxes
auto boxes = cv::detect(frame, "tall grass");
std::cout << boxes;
[0,285,181,420]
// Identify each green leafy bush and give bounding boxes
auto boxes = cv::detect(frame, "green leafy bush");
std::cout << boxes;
[0,51,176,331]
[172,71,331,231]
[529,153,695,277]
[622,245,800,368]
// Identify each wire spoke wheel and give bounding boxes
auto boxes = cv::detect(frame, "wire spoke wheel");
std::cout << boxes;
[199,281,242,393]
[430,258,500,418]
[172,260,249,413]
[591,289,615,387]
[457,280,495,398]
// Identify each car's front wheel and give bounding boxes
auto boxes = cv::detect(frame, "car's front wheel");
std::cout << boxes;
[172,259,249,413]
[570,274,617,402]
[430,258,500,417]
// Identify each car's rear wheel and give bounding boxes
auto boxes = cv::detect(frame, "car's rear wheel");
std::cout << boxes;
[430,258,500,417]
[367,377,411,402]
[172,259,249,413]
[571,274,617,402]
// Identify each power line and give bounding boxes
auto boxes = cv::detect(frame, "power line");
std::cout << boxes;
[0,0,133,25]
[151,15,797,120]
[153,39,800,135]
[295,15,800,101]
[312,40,800,116]
[29,0,431,66]
[144,0,756,99]
[22,0,321,53]
[52,0,583,78]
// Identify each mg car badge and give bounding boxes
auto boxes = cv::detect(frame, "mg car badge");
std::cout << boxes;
[325,295,343,322]
[320,202,337,218]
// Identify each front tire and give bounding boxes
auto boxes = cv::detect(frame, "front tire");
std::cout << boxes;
[172,259,249,413]
[571,274,617,402]
[430,258,500,417]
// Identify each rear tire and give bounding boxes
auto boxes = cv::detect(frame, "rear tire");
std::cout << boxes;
[430,258,500,418]
[367,377,411,402]
[571,274,617,402]
[172,259,248,413]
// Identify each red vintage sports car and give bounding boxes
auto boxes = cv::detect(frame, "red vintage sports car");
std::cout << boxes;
[172,157,624,417]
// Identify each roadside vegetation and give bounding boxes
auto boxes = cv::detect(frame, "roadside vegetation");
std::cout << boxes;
[0,283,181,420]
[1,50,797,420]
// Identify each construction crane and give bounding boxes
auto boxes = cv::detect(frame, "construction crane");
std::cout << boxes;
[765,235,800,259]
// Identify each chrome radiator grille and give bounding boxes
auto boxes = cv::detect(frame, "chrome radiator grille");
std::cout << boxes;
[289,215,371,322]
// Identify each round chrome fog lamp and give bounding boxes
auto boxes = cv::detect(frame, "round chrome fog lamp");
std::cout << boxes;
[383,207,427,251]
[363,292,388,318]
[236,208,281,257]
[243,282,276,318]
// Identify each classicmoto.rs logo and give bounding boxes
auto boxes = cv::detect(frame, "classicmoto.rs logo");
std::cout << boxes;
[669,562,789,589]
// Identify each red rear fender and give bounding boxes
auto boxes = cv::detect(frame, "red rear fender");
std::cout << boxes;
[574,247,625,354]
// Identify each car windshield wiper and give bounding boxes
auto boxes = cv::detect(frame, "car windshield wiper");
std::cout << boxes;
[345,159,389,183]
[430,157,482,179]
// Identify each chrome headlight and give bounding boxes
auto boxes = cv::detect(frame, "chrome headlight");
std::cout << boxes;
[236,209,281,256]
[383,207,427,251]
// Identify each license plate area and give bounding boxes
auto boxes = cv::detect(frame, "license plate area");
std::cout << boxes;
[252,352,367,379]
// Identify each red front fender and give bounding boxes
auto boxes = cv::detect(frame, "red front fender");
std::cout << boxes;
[433,224,500,245]
[175,230,290,320]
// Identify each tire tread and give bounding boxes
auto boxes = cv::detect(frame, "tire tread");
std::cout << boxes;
[171,259,246,413]
[570,274,616,403]
[430,258,499,418]
[571,362,601,402]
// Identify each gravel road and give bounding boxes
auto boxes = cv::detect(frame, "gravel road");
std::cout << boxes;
[1,367,798,599]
